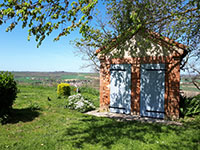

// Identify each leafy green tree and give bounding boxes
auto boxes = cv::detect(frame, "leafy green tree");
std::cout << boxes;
[0,0,199,49]
[77,0,199,52]
[0,0,199,81]
[0,0,98,47]
[1,0,199,50]
[73,0,199,77]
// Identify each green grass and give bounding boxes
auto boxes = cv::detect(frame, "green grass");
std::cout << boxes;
[0,85,200,150]
[13,72,99,84]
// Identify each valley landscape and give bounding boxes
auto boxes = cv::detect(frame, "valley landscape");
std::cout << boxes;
[11,71,200,97]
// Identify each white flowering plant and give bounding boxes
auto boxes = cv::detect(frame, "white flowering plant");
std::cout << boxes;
[66,94,95,113]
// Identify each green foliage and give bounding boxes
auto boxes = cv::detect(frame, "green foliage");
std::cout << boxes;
[79,86,99,96]
[78,86,99,107]
[0,71,18,117]
[180,94,200,117]
[82,93,99,108]
[69,85,77,94]
[76,0,199,48]
[0,0,199,57]
[75,0,199,71]
[0,0,98,47]
[57,83,70,97]
[1,0,199,73]
[66,94,95,113]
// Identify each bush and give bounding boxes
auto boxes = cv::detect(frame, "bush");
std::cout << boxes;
[82,93,99,107]
[69,85,79,94]
[0,72,18,117]
[79,86,99,96]
[66,94,95,112]
[57,83,70,97]
[78,86,99,108]
[180,94,200,117]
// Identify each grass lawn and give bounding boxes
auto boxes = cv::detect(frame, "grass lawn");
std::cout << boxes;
[0,85,199,150]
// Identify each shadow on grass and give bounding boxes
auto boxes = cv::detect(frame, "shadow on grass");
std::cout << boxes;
[2,107,41,125]
[62,115,200,149]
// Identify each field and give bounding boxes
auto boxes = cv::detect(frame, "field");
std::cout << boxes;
[0,84,200,150]
[11,71,100,89]
[13,71,98,82]
[180,75,200,97]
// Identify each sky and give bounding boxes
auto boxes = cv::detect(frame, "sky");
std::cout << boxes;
[0,1,108,73]
[0,20,91,73]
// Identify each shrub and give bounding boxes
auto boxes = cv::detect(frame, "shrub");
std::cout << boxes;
[57,83,70,97]
[79,86,99,96]
[78,86,100,108]
[69,85,79,94]
[180,94,200,117]
[66,94,95,112]
[82,93,99,107]
[0,72,18,117]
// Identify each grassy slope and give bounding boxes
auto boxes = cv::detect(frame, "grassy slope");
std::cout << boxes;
[0,85,199,150]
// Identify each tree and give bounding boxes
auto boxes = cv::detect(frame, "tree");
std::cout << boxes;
[184,56,200,90]
[0,0,199,50]
[0,0,200,84]
[0,0,98,47]
[72,40,100,72]
[75,0,200,90]
[77,0,199,51]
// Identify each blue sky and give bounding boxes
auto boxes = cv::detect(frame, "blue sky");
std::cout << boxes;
[0,1,107,73]
[0,21,91,72]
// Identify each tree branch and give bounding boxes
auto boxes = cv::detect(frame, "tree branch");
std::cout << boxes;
[192,79,200,90]
[146,7,198,25]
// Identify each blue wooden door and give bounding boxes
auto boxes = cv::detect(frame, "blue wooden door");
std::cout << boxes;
[140,64,165,118]
[110,64,131,114]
